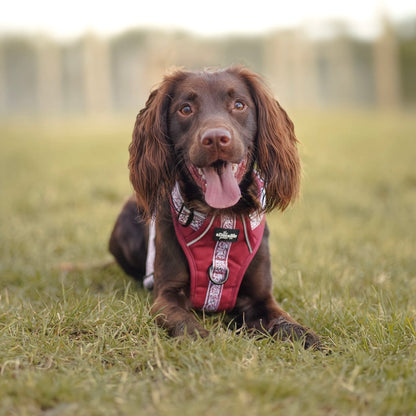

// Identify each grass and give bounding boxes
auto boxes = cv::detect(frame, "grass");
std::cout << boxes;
[0,110,415,415]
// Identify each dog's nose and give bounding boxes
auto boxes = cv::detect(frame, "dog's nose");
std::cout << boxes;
[201,128,231,148]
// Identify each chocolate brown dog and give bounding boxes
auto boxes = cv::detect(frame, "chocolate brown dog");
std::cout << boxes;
[109,66,320,348]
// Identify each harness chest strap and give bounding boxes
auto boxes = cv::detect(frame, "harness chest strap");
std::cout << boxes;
[171,180,266,312]
[144,178,266,313]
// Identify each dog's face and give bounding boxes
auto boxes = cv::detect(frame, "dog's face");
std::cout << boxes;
[168,71,258,209]
[129,66,300,220]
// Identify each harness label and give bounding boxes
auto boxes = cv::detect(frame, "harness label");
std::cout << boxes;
[213,227,240,242]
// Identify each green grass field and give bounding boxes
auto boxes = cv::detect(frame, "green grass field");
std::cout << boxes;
[1,110,415,415]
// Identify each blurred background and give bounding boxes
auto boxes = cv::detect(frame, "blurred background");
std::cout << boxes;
[1,0,416,116]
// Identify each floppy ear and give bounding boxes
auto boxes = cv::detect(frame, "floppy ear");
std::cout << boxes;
[232,66,301,211]
[128,73,183,220]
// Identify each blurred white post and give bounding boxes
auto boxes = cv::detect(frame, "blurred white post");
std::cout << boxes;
[36,36,62,114]
[83,34,111,114]
[0,40,5,114]
[374,18,401,108]
[264,30,295,106]
[264,30,317,108]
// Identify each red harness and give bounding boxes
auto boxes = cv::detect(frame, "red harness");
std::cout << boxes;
[170,177,265,312]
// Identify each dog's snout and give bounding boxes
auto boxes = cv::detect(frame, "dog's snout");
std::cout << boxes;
[201,128,232,148]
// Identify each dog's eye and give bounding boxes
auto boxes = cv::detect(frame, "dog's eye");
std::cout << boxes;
[233,101,245,111]
[179,105,193,116]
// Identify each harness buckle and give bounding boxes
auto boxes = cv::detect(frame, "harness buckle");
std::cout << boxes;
[178,203,194,227]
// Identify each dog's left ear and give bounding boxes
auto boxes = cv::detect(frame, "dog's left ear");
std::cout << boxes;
[231,67,301,211]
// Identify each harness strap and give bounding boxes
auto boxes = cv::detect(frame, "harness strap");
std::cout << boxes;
[143,218,156,290]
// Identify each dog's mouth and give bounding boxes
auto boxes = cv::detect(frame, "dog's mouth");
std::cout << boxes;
[187,159,247,209]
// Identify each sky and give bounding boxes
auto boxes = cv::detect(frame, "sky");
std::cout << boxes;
[1,0,416,39]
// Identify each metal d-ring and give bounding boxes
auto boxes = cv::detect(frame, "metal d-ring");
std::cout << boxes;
[208,264,229,285]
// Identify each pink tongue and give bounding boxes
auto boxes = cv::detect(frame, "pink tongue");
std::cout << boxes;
[203,163,241,208]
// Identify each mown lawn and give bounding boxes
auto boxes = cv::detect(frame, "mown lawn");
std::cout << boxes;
[0,110,415,415]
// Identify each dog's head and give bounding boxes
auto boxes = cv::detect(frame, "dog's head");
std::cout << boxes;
[129,66,300,219]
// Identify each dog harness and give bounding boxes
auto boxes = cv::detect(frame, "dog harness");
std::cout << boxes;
[144,175,266,313]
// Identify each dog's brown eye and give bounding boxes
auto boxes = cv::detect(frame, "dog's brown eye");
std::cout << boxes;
[234,101,245,111]
[179,105,192,116]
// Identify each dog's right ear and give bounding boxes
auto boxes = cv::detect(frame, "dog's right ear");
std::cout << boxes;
[128,72,184,221]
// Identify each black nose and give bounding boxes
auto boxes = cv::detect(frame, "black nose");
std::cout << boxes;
[201,128,231,148]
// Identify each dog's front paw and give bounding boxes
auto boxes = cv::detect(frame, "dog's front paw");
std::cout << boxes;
[269,317,321,350]
[169,321,209,339]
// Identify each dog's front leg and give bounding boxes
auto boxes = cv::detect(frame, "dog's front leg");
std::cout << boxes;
[150,213,208,338]
[244,294,321,349]
[151,289,209,338]
[236,226,321,349]
[237,291,321,349]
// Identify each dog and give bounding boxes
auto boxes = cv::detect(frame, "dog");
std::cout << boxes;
[109,66,320,348]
